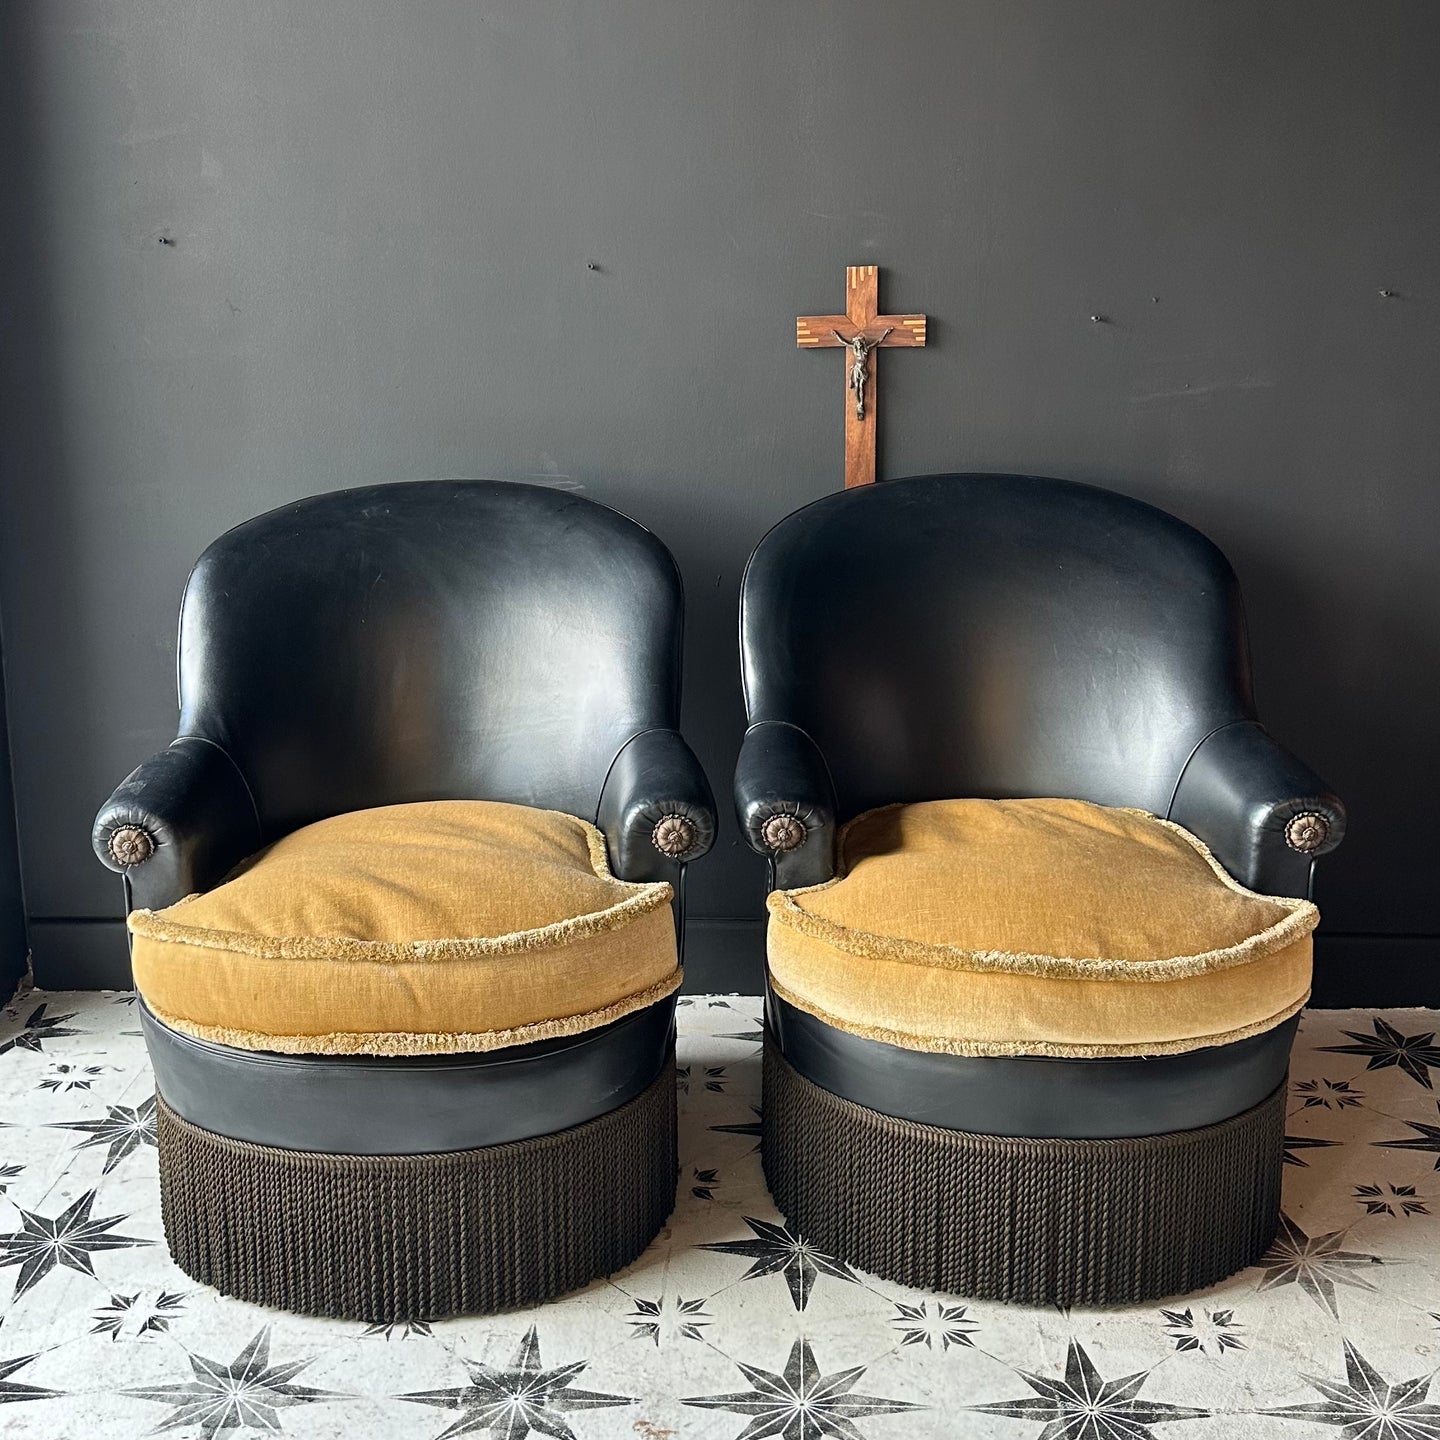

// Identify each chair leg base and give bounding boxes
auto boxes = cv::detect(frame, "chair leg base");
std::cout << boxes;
[762,1033,1285,1306]
[156,1059,677,1321]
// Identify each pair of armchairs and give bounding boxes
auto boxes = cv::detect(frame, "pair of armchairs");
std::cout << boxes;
[93,475,1343,1320]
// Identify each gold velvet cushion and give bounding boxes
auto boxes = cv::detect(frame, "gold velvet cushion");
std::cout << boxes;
[767,798,1317,1058]
[128,801,678,1056]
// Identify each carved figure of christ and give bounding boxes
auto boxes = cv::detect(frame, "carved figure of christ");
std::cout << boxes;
[797,265,927,488]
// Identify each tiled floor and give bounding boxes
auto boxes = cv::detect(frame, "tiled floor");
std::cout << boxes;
[2,990,1440,1438]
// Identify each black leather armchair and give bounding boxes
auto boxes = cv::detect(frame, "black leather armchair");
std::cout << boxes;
[93,480,714,1319]
[738,474,1341,893]
[736,473,1344,1304]
[98,482,715,909]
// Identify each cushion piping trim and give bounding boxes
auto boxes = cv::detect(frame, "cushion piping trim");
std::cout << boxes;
[143,969,683,1057]
[127,812,673,962]
[767,972,1310,1059]
[767,803,1317,982]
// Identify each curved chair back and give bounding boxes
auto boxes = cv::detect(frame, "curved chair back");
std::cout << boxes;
[178,481,683,840]
[740,473,1255,819]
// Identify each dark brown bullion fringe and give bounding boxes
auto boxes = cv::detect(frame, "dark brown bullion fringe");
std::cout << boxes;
[156,1059,677,1321]
[762,1034,1286,1306]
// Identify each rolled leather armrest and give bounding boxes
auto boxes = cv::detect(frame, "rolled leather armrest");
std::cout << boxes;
[596,727,717,884]
[734,720,837,889]
[92,737,262,911]
[1168,719,1345,899]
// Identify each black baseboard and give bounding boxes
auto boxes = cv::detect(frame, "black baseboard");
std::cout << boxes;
[21,917,1438,1010]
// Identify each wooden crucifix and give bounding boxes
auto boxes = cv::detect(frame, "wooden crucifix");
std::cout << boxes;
[797,264,927,488]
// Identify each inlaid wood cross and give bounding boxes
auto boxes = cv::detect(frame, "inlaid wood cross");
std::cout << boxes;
[797,264,927,488]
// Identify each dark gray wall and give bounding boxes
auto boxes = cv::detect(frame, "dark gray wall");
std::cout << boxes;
[2,2,1436,998]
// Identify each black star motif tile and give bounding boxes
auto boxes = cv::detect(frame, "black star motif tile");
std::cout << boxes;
[1295,1077,1365,1109]
[400,1324,634,1439]
[684,1336,924,1439]
[363,1318,433,1340]
[1285,1132,1341,1166]
[0,1002,81,1056]
[677,1064,728,1094]
[969,1340,1210,1438]
[1160,1307,1246,1357]
[126,1325,341,1436]
[0,1352,59,1406]
[889,1300,979,1352]
[1320,1017,1440,1089]
[710,1106,763,1141]
[625,1294,712,1345]
[37,1062,105,1092]
[1256,1212,1386,1317]
[0,1188,154,1301]
[1373,1105,1440,1169]
[91,1288,187,1340]
[703,1216,862,1311]
[52,1093,158,1173]
[1265,1339,1440,1438]
[1354,1182,1430,1217]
